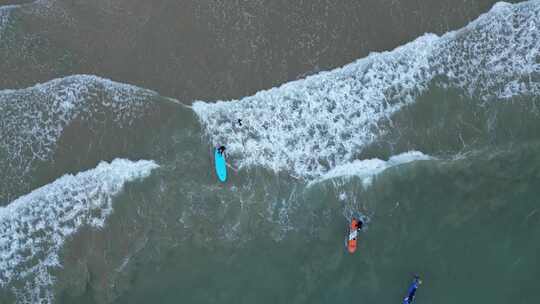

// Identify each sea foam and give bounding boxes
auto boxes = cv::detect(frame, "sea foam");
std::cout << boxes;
[0,159,158,304]
[0,75,161,202]
[193,1,540,179]
[314,151,432,187]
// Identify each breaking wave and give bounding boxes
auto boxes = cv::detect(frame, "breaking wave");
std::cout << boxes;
[193,1,540,179]
[0,159,158,304]
[314,151,432,187]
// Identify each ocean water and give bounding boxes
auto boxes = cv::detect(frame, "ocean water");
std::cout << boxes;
[0,1,539,304]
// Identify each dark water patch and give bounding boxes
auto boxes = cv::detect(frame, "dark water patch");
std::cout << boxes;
[360,86,540,160]
[0,289,15,304]
[1,0,525,101]
[0,7,79,89]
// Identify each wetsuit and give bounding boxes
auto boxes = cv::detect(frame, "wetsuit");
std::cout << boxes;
[349,219,362,240]
[402,277,420,304]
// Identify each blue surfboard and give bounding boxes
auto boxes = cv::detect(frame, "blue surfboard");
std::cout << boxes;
[214,149,227,182]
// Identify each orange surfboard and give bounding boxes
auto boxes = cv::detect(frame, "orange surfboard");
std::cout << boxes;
[347,218,360,253]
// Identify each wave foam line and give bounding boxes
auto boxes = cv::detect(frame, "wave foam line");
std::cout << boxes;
[0,159,158,304]
[193,1,540,179]
[314,151,431,187]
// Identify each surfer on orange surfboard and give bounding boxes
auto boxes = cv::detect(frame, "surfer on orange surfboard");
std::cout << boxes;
[347,218,363,253]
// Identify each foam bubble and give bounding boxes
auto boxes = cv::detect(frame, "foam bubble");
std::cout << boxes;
[0,158,158,304]
[193,1,540,179]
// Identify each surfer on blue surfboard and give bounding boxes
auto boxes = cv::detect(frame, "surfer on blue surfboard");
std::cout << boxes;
[402,275,422,304]
[214,145,228,182]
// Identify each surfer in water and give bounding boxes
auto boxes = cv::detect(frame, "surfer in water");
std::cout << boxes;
[403,275,422,304]
[217,145,226,155]
[347,218,363,253]
[355,218,363,231]
[352,217,363,233]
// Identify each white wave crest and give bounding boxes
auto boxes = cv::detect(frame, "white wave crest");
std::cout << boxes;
[0,159,159,304]
[314,151,432,187]
[193,1,540,179]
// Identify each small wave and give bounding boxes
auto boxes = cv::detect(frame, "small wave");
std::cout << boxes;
[0,159,158,304]
[313,151,432,187]
[193,0,540,179]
